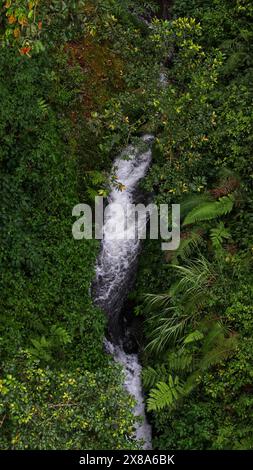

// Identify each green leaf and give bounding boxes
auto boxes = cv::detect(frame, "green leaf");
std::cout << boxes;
[183,195,234,226]
[183,330,204,345]
[147,376,184,411]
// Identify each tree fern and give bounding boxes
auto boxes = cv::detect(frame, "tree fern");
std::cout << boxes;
[142,364,167,389]
[183,195,234,226]
[147,375,184,412]
[182,321,238,393]
[183,324,235,396]
[146,317,238,408]
[144,258,213,354]
[201,321,229,353]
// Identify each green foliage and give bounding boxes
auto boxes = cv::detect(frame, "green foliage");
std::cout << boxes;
[210,222,231,251]
[0,353,137,450]
[183,330,204,345]
[146,311,190,354]
[145,319,238,414]
[142,365,167,389]
[183,195,234,226]
[0,0,164,450]
[167,349,193,373]
[147,376,183,412]
[28,325,72,363]
[179,193,212,220]
[1,0,253,453]
[0,0,90,51]
[172,256,216,299]
[171,230,203,265]
[134,0,253,447]
[0,46,108,370]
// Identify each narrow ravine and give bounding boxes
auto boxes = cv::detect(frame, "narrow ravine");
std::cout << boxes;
[93,134,154,450]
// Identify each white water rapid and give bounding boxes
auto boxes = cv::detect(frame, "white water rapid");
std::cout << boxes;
[93,134,153,450]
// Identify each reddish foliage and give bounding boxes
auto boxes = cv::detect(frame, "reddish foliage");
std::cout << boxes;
[19,46,31,56]
[210,178,240,199]
[65,36,124,117]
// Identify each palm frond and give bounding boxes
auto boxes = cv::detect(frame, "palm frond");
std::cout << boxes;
[143,292,171,312]
[172,256,216,299]
[146,313,190,354]
[171,230,203,265]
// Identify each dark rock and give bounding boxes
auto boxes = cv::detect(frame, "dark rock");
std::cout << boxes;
[122,332,139,354]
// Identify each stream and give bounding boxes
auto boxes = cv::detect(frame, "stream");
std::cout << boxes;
[93,134,154,450]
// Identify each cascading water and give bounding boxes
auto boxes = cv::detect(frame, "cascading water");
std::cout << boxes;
[93,134,154,450]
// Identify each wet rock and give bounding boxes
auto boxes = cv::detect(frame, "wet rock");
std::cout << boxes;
[123,332,139,354]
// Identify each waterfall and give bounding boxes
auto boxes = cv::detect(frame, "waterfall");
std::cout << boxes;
[93,134,153,450]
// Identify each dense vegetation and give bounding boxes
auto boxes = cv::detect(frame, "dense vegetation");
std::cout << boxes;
[133,0,253,450]
[0,0,252,450]
[0,0,160,449]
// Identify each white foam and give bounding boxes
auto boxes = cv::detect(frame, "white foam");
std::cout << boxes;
[94,135,153,449]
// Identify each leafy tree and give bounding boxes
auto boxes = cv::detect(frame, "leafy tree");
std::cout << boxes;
[0,353,137,450]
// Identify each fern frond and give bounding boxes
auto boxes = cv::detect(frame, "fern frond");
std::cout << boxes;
[180,193,212,220]
[201,321,227,353]
[29,336,51,362]
[167,350,193,373]
[183,195,234,226]
[183,330,204,345]
[147,376,183,411]
[50,325,71,345]
[37,98,49,115]
[142,365,167,389]
[184,370,200,395]
[199,336,238,370]
[210,222,230,250]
